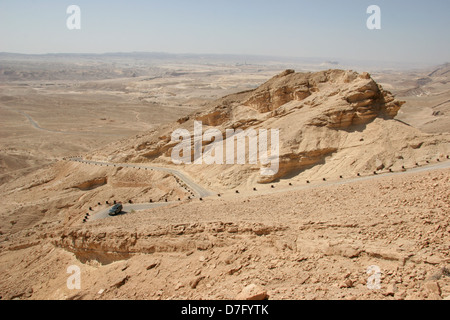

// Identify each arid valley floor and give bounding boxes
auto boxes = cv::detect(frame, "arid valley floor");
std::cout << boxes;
[0,54,449,300]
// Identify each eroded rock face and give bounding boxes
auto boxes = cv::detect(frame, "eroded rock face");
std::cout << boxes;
[72,177,107,191]
[243,69,314,113]
[51,221,286,265]
[243,69,404,128]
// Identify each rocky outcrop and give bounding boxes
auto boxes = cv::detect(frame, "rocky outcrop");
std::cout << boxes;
[72,177,107,191]
[243,69,313,113]
[242,69,404,128]
[90,69,450,187]
[51,221,287,265]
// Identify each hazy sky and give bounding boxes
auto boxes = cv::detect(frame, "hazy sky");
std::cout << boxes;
[0,0,449,65]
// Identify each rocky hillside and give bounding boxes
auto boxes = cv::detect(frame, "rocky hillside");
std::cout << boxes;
[2,166,449,300]
[90,69,449,189]
[0,69,449,301]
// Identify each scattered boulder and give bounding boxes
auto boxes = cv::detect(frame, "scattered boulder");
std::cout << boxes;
[384,283,397,296]
[339,279,354,289]
[235,284,268,300]
[111,275,130,289]
[324,244,361,258]
[423,281,441,296]
[146,259,160,270]
[189,276,205,289]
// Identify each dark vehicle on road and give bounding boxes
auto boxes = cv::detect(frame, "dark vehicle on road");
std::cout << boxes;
[108,203,123,216]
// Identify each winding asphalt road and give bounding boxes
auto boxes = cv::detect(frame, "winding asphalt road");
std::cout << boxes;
[71,157,450,222]
[69,157,214,221]
[69,158,213,198]
[90,202,176,221]
[5,104,447,221]
[251,158,450,197]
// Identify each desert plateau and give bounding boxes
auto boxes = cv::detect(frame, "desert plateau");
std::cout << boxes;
[0,53,449,301]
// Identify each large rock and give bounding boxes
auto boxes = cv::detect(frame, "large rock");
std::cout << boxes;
[242,69,403,127]
[423,281,441,296]
[235,284,269,300]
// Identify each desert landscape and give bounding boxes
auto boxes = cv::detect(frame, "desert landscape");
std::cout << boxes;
[0,53,449,301]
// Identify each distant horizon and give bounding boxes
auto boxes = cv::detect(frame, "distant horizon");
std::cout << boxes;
[1,1,449,68]
[0,50,447,71]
